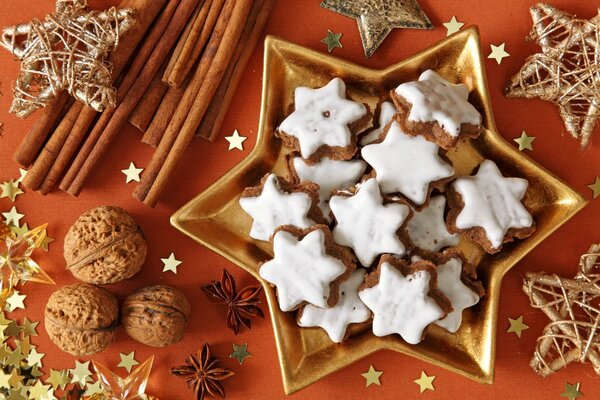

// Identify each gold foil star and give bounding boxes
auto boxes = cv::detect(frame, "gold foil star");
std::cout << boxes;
[3,207,24,226]
[5,290,26,311]
[229,343,251,365]
[321,0,432,57]
[361,365,382,387]
[321,30,343,52]
[27,348,44,367]
[443,16,464,36]
[46,369,69,391]
[121,162,144,184]
[0,180,23,202]
[0,0,135,118]
[118,351,139,373]
[83,380,104,396]
[488,43,509,64]
[0,369,10,388]
[11,223,29,238]
[161,253,182,274]
[561,382,582,400]
[93,356,154,400]
[514,131,535,151]
[507,315,529,337]
[225,130,247,151]
[28,380,52,400]
[70,361,92,387]
[414,371,435,393]
[588,177,600,199]
[8,368,24,387]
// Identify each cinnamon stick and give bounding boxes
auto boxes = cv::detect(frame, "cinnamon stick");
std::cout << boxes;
[60,0,191,193]
[142,85,185,147]
[133,0,239,202]
[136,0,254,206]
[198,0,274,141]
[13,92,69,167]
[129,63,169,132]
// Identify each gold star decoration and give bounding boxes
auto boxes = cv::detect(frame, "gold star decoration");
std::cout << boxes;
[514,131,535,151]
[121,162,144,184]
[10,223,29,238]
[321,30,343,52]
[443,16,464,36]
[361,365,382,387]
[0,0,135,118]
[5,290,26,312]
[588,177,600,199]
[26,348,44,367]
[70,360,92,387]
[84,380,104,396]
[118,351,139,373]
[561,382,582,400]
[0,180,23,202]
[488,43,509,64]
[507,315,529,338]
[2,207,24,226]
[414,371,435,393]
[505,4,600,147]
[320,0,432,57]
[161,253,182,274]
[46,369,69,391]
[93,356,155,400]
[225,130,247,151]
[229,343,251,365]
[28,380,51,400]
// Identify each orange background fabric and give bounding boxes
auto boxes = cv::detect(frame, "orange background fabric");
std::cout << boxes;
[0,0,599,399]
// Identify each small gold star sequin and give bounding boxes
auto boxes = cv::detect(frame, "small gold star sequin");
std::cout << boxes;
[121,162,144,184]
[361,365,382,387]
[225,130,247,151]
[70,360,92,386]
[161,253,182,274]
[488,43,510,64]
[414,371,435,393]
[443,16,464,36]
[83,380,104,396]
[26,348,44,367]
[46,369,69,390]
[507,315,529,337]
[514,131,535,151]
[0,180,23,202]
[2,207,24,226]
[11,223,29,237]
[561,382,582,400]
[321,30,343,52]
[229,343,252,365]
[118,351,139,373]
[5,290,26,311]
[588,177,600,199]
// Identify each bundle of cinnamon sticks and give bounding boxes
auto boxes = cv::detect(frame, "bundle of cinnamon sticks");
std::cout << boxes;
[15,0,274,206]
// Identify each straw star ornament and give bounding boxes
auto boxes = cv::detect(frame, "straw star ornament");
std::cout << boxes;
[0,0,135,118]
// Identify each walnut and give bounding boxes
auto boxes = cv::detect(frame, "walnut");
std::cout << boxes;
[121,285,191,347]
[45,283,118,356]
[64,206,147,284]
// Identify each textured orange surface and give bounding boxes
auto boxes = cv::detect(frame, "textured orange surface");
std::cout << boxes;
[1,1,599,399]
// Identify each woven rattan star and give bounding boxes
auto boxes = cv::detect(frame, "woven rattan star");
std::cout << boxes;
[505,4,600,147]
[0,0,134,118]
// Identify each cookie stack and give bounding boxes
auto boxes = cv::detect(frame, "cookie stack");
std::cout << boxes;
[239,71,535,345]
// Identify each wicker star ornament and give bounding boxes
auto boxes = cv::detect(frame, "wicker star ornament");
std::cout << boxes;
[0,0,134,118]
[505,4,600,147]
[320,0,432,57]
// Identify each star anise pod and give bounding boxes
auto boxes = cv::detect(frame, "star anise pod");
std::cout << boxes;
[171,343,234,400]
[202,269,264,334]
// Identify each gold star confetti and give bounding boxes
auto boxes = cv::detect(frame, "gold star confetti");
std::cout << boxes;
[121,162,144,184]
[118,351,139,373]
[11,223,29,237]
[46,369,69,391]
[4,320,23,337]
[93,356,154,399]
[0,180,23,202]
[321,30,343,52]
[161,253,182,274]
[588,177,600,199]
[514,131,535,151]
[443,16,464,36]
[38,229,54,252]
[361,365,383,387]
[414,371,435,393]
[2,207,24,226]
[70,360,92,387]
[27,348,44,367]
[229,343,251,365]
[5,290,26,311]
[17,336,33,356]
[507,315,529,338]
[8,367,24,387]
[0,369,10,388]
[225,129,247,151]
[488,43,510,64]
[561,382,582,400]
[28,380,51,400]
[321,0,432,57]
[83,380,104,396]
[16,169,27,184]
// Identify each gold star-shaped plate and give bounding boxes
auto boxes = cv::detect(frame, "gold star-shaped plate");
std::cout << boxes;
[171,28,587,394]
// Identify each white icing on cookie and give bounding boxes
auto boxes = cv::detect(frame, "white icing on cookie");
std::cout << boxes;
[453,160,532,249]
[360,101,397,146]
[278,78,367,158]
[395,69,481,137]
[239,174,315,241]
[407,195,459,252]
[259,228,348,312]
[434,257,480,333]
[330,178,410,266]
[298,269,370,343]
[359,262,444,344]
[292,157,367,222]
[361,121,454,205]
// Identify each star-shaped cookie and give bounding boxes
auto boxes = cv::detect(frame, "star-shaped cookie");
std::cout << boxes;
[359,257,445,344]
[239,174,318,241]
[298,269,370,343]
[407,195,459,253]
[259,226,351,311]
[361,121,454,205]
[330,178,410,266]
[290,156,367,222]
[448,160,534,252]
[278,78,368,160]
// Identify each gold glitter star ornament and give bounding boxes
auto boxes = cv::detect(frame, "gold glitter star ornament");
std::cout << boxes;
[320,0,432,57]
[92,356,154,400]
[0,0,135,118]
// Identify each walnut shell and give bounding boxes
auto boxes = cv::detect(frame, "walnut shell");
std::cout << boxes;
[64,206,147,284]
[45,283,118,356]
[121,285,191,347]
